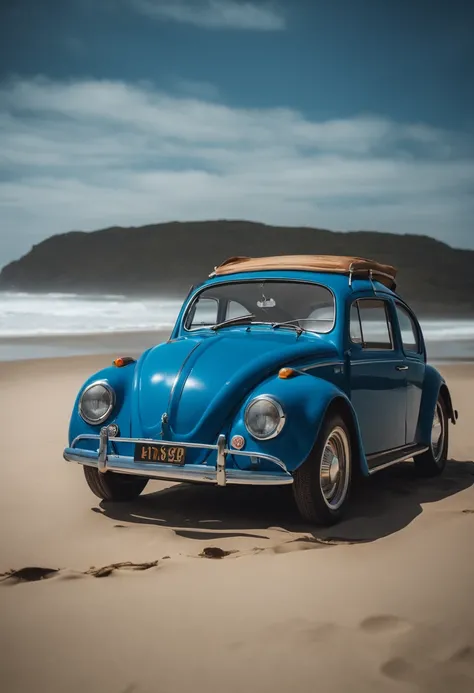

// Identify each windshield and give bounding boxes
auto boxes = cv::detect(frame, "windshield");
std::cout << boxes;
[184,280,335,334]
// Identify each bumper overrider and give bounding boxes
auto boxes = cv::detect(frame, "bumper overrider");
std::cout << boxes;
[63,428,293,486]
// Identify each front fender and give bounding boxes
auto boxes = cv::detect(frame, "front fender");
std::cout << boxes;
[67,363,137,448]
[227,372,369,476]
[417,365,457,446]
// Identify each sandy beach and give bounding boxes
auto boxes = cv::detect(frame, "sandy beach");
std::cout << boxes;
[1,355,474,693]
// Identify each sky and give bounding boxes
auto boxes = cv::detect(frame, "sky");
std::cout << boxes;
[0,0,473,268]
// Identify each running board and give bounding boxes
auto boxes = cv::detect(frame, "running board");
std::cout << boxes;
[367,444,429,475]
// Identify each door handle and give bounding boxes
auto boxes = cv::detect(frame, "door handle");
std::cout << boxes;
[396,365,409,371]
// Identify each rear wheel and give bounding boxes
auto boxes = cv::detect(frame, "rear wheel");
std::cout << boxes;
[414,395,448,477]
[83,466,148,501]
[293,413,352,525]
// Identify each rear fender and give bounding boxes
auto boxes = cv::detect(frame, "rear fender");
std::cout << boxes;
[227,372,369,476]
[417,365,457,446]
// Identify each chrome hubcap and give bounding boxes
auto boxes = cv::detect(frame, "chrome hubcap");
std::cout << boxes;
[320,427,350,510]
[329,456,340,484]
[431,401,445,464]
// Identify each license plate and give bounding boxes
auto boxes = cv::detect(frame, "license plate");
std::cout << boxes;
[134,444,186,465]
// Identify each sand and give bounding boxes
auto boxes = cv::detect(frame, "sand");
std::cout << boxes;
[0,356,473,693]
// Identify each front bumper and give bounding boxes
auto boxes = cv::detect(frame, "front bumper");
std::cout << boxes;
[63,428,293,486]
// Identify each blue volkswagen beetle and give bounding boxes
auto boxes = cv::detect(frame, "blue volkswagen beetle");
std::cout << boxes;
[64,255,458,526]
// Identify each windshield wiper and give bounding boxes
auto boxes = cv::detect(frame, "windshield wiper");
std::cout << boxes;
[271,321,306,336]
[210,314,256,331]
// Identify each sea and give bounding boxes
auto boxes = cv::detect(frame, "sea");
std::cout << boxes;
[0,291,473,363]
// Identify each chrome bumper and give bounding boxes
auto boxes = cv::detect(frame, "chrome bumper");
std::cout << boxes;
[63,428,293,486]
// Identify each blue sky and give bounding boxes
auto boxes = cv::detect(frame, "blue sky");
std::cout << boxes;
[1,0,473,266]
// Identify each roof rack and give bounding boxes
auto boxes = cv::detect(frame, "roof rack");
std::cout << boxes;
[209,255,397,289]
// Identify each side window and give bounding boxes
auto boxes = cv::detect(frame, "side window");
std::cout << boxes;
[396,304,420,353]
[349,303,363,343]
[186,298,218,329]
[226,300,248,320]
[357,300,393,350]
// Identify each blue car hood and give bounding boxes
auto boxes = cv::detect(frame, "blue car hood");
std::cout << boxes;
[131,328,337,442]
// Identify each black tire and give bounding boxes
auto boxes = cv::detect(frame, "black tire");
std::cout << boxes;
[83,466,148,501]
[414,394,449,477]
[293,413,352,525]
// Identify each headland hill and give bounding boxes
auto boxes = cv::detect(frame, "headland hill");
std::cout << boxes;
[0,220,472,316]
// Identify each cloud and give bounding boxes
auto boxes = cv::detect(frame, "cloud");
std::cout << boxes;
[173,78,220,100]
[127,0,286,30]
[0,76,473,266]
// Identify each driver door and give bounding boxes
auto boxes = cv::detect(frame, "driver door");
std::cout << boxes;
[348,297,407,456]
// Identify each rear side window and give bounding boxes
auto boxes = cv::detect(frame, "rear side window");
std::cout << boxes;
[351,299,393,350]
[395,303,420,353]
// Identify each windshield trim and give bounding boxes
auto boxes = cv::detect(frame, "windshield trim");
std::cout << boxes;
[181,278,337,336]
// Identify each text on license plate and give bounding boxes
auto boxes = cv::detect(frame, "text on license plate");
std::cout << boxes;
[134,444,186,465]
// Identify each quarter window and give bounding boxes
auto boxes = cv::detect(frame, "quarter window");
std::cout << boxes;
[352,299,393,350]
[395,304,420,352]
[349,303,363,343]
[186,298,218,329]
[226,300,248,320]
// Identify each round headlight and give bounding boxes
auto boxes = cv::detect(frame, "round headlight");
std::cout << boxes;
[79,381,115,425]
[244,396,285,440]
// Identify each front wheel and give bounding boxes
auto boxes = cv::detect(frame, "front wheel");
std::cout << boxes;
[293,414,352,525]
[83,466,148,501]
[414,395,449,477]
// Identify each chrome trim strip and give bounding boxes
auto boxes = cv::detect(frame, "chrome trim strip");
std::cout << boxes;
[296,360,344,372]
[367,442,417,458]
[229,448,288,473]
[368,446,429,475]
[71,433,219,451]
[350,359,403,366]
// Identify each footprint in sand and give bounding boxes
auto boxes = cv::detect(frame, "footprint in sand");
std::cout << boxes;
[300,622,340,643]
[199,546,234,559]
[360,614,413,635]
[448,645,474,663]
[381,649,474,690]
[1,561,159,584]
[270,536,360,554]
[0,566,59,583]
[379,623,474,691]
[381,657,414,681]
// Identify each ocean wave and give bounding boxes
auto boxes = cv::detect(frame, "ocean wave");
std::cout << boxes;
[0,292,182,337]
[1,292,473,341]
[0,325,174,338]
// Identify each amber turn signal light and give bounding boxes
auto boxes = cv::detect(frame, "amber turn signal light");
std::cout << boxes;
[278,367,296,379]
[113,356,136,367]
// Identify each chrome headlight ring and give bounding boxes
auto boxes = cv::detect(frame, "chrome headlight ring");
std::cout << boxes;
[79,380,115,425]
[244,395,286,440]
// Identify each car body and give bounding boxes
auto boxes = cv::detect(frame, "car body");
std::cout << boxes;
[64,255,458,525]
